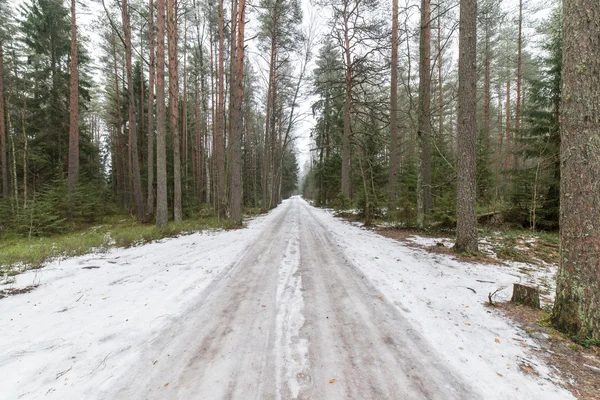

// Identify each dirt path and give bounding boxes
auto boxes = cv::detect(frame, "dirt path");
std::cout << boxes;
[101,198,474,399]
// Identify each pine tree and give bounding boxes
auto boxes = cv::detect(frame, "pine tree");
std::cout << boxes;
[552,0,600,341]
[455,0,478,253]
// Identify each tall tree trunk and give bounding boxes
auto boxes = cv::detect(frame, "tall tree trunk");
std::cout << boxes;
[262,11,277,210]
[484,24,491,150]
[552,0,600,340]
[67,0,79,219]
[183,18,188,188]
[387,0,399,212]
[8,103,18,210]
[437,10,443,140]
[504,78,511,194]
[122,0,145,222]
[514,0,523,172]
[0,43,8,199]
[455,0,478,253]
[167,0,181,223]
[215,0,226,218]
[156,0,169,226]
[417,0,432,228]
[21,98,27,210]
[112,38,125,209]
[147,0,156,216]
[341,0,352,199]
[230,0,245,226]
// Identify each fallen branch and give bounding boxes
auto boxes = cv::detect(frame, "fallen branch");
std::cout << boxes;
[488,287,506,306]
[55,366,72,380]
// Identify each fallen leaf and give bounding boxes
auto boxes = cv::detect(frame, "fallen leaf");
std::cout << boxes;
[152,360,158,365]
[329,379,336,384]
[377,296,383,301]
[495,338,501,343]
[497,372,503,377]
[163,383,169,387]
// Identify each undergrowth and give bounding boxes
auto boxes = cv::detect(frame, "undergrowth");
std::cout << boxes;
[0,213,247,278]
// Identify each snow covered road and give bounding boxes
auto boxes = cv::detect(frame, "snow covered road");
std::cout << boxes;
[0,197,573,399]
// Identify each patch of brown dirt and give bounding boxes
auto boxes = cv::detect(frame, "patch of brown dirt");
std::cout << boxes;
[0,285,39,300]
[497,302,600,400]
[377,228,503,265]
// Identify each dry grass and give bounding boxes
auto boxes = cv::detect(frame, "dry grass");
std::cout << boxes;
[0,285,39,299]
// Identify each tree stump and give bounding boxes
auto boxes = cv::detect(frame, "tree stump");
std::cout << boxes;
[511,284,540,309]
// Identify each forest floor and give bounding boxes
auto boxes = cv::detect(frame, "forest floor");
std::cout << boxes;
[335,212,599,399]
[0,197,578,399]
[0,211,250,280]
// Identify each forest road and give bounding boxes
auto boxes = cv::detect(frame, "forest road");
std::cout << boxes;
[105,197,476,400]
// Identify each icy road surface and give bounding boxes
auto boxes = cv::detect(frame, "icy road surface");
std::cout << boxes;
[0,197,572,399]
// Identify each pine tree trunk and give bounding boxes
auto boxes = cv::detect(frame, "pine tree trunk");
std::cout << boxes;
[0,42,8,199]
[437,11,443,140]
[504,78,511,194]
[417,0,432,228]
[514,0,523,173]
[387,0,399,212]
[230,0,245,226]
[552,0,600,341]
[455,0,478,253]
[262,2,278,210]
[167,0,181,223]
[112,38,125,210]
[155,0,169,227]
[147,0,155,216]
[122,0,145,222]
[341,0,352,199]
[215,0,226,218]
[67,0,79,219]
[183,19,188,188]
[21,99,27,210]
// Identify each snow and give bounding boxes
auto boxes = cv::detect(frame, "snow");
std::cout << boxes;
[0,198,573,399]
[0,212,276,400]
[314,205,572,399]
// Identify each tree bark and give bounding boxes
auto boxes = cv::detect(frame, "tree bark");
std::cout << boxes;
[0,43,8,199]
[167,0,181,223]
[67,0,79,219]
[387,0,399,212]
[514,0,522,173]
[155,0,169,227]
[262,1,278,210]
[341,0,352,199]
[122,0,145,222]
[455,0,478,253]
[552,0,600,341]
[230,0,245,226]
[215,0,226,218]
[417,0,432,228]
[147,0,155,216]
[112,38,125,209]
